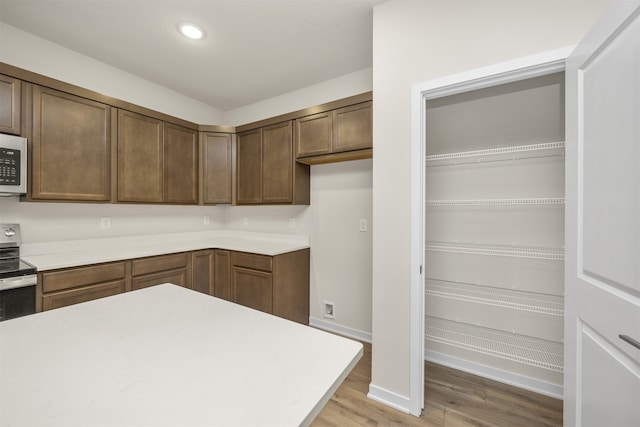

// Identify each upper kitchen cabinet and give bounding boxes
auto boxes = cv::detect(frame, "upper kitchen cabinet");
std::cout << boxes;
[163,122,198,204]
[118,111,198,204]
[200,132,232,204]
[236,127,262,204]
[0,74,21,135]
[118,110,163,203]
[29,85,116,201]
[236,121,310,205]
[295,101,372,165]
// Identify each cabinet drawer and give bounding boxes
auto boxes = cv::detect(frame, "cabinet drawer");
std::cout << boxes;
[132,253,188,276]
[231,252,272,272]
[42,280,126,311]
[131,269,187,290]
[41,262,127,293]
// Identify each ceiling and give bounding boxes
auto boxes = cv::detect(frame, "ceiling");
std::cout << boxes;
[0,0,383,111]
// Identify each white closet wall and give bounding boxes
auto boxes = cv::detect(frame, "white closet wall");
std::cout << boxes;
[424,73,565,389]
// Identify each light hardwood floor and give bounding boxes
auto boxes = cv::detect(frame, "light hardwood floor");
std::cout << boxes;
[312,343,563,427]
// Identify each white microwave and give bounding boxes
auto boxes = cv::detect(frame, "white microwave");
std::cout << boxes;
[0,134,27,197]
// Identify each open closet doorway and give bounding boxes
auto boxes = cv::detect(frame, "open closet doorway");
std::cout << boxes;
[409,47,572,414]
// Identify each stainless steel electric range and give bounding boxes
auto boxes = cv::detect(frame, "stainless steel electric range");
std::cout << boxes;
[0,224,37,321]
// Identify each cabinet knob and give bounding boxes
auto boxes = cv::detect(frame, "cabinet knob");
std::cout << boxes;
[4,228,16,237]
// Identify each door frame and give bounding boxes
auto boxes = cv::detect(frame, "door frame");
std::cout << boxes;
[409,46,573,414]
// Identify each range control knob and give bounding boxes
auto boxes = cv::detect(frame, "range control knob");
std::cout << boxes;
[4,228,16,237]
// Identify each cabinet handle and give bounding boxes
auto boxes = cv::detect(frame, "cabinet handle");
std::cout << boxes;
[619,334,640,351]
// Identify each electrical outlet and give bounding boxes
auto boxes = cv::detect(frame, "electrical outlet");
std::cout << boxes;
[100,217,111,229]
[323,301,335,319]
[359,219,367,232]
[242,217,248,226]
[289,218,296,228]
[203,215,210,225]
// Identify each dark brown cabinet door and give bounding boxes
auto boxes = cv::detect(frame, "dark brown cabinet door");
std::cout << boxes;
[164,122,197,204]
[117,110,163,202]
[295,111,332,158]
[200,132,232,204]
[294,101,372,162]
[191,250,214,295]
[232,267,273,313]
[272,249,310,325]
[213,250,232,301]
[236,128,262,204]
[333,101,372,153]
[31,85,115,201]
[0,74,21,135]
[262,121,293,203]
[236,121,307,205]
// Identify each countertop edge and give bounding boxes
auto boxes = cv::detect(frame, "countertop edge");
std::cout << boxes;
[22,231,310,271]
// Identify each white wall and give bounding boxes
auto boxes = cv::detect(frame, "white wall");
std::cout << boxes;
[221,160,373,338]
[370,0,610,410]
[0,22,374,339]
[0,198,226,242]
[223,68,373,126]
[0,22,225,124]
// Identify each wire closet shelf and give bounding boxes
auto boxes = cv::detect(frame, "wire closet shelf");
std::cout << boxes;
[425,279,564,316]
[426,197,565,207]
[425,141,565,167]
[424,316,564,372]
[425,241,565,261]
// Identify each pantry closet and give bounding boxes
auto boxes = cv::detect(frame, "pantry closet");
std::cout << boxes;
[423,72,565,392]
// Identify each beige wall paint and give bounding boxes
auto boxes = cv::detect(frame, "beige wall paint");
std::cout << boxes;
[371,0,609,406]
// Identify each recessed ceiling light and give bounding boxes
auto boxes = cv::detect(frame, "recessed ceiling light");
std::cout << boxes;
[178,23,205,40]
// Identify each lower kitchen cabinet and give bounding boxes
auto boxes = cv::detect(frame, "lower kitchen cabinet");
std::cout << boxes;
[231,252,273,313]
[36,248,309,325]
[131,253,189,290]
[229,249,309,324]
[213,249,231,300]
[232,267,273,313]
[42,280,126,311]
[191,250,214,295]
[270,249,310,325]
[39,261,128,311]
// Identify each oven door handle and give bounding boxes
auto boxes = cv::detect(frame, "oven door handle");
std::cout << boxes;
[0,275,37,291]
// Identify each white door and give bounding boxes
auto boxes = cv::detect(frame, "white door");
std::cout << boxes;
[565,1,640,426]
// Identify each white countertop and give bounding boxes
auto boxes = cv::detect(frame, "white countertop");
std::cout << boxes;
[0,284,362,427]
[21,230,310,271]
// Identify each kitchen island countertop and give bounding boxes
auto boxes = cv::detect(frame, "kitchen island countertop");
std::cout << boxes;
[21,230,310,271]
[0,283,362,426]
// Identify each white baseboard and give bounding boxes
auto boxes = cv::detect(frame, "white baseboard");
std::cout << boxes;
[425,349,563,399]
[367,384,411,414]
[308,317,372,343]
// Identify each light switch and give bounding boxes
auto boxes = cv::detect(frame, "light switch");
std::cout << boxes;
[359,219,367,232]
